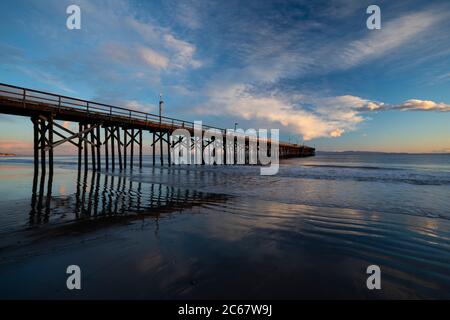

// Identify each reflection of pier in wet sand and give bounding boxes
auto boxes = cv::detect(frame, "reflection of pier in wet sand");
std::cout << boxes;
[29,166,228,229]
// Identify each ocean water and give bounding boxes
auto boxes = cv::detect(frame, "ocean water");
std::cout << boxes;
[0,152,449,299]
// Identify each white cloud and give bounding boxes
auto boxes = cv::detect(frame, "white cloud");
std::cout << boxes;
[196,84,449,141]
[196,84,370,140]
[128,18,201,70]
[163,34,202,69]
[174,1,201,29]
[330,128,345,137]
[127,18,161,43]
[337,9,445,69]
[138,47,169,69]
[396,99,450,112]
[220,7,448,85]
[124,100,156,113]
[15,66,75,94]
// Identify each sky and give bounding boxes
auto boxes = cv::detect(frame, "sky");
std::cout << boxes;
[0,0,450,154]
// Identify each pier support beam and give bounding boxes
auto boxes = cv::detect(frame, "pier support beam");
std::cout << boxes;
[90,125,96,171]
[39,117,47,175]
[110,127,115,171]
[32,117,39,173]
[37,119,100,171]
[30,114,57,174]
[167,131,171,166]
[160,131,164,166]
[131,128,135,169]
[84,124,88,171]
[47,115,53,175]
[116,127,122,171]
[96,126,101,171]
[124,128,128,169]
[139,129,143,169]
[104,126,109,170]
[78,123,82,170]
[152,131,156,166]
[151,131,165,167]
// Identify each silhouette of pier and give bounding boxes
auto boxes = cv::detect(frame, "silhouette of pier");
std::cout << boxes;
[0,83,315,173]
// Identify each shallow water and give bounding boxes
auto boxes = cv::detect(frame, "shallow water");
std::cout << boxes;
[0,152,449,299]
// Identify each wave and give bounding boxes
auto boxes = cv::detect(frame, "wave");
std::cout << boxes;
[301,164,402,170]
[276,165,450,186]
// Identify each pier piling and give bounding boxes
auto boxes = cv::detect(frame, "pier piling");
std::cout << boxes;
[131,128,135,169]
[139,129,143,169]
[104,126,109,170]
[96,126,101,171]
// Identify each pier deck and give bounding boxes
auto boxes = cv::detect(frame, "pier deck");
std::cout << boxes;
[0,83,315,171]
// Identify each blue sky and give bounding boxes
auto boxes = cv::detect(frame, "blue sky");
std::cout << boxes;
[1,0,450,154]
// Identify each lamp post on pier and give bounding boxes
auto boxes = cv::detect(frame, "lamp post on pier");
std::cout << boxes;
[159,93,163,124]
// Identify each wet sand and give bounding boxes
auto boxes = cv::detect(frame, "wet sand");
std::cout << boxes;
[1,155,450,299]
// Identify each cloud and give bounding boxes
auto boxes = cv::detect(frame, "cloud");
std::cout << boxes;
[196,84,368,140]
[436,148,450,153]
[128,17,201,70]
[330,128,345,137]
[185,3,450,141]
[1,0,202,100]
[200,4,448,87]
[138,47,169,69]
[336,9,446,70]
[0,139,33,155]
[163,34,202,69]
[395,99,450,112]
[91,14,203,74]
[196,83,449,140]
[15,66,75,94]
[126,17,161,43]
[124,100,157,113]
[436,72,450,81]
[166,0,203,30]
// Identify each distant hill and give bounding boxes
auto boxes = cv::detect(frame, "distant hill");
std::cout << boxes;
[317,150,450,155]
[0,153,16,157]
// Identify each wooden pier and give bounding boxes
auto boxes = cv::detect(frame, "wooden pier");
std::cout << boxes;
[0,83,315,171]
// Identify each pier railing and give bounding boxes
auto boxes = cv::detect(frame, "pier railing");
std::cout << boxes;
[0,82,312,148]
[0,83,224,133]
